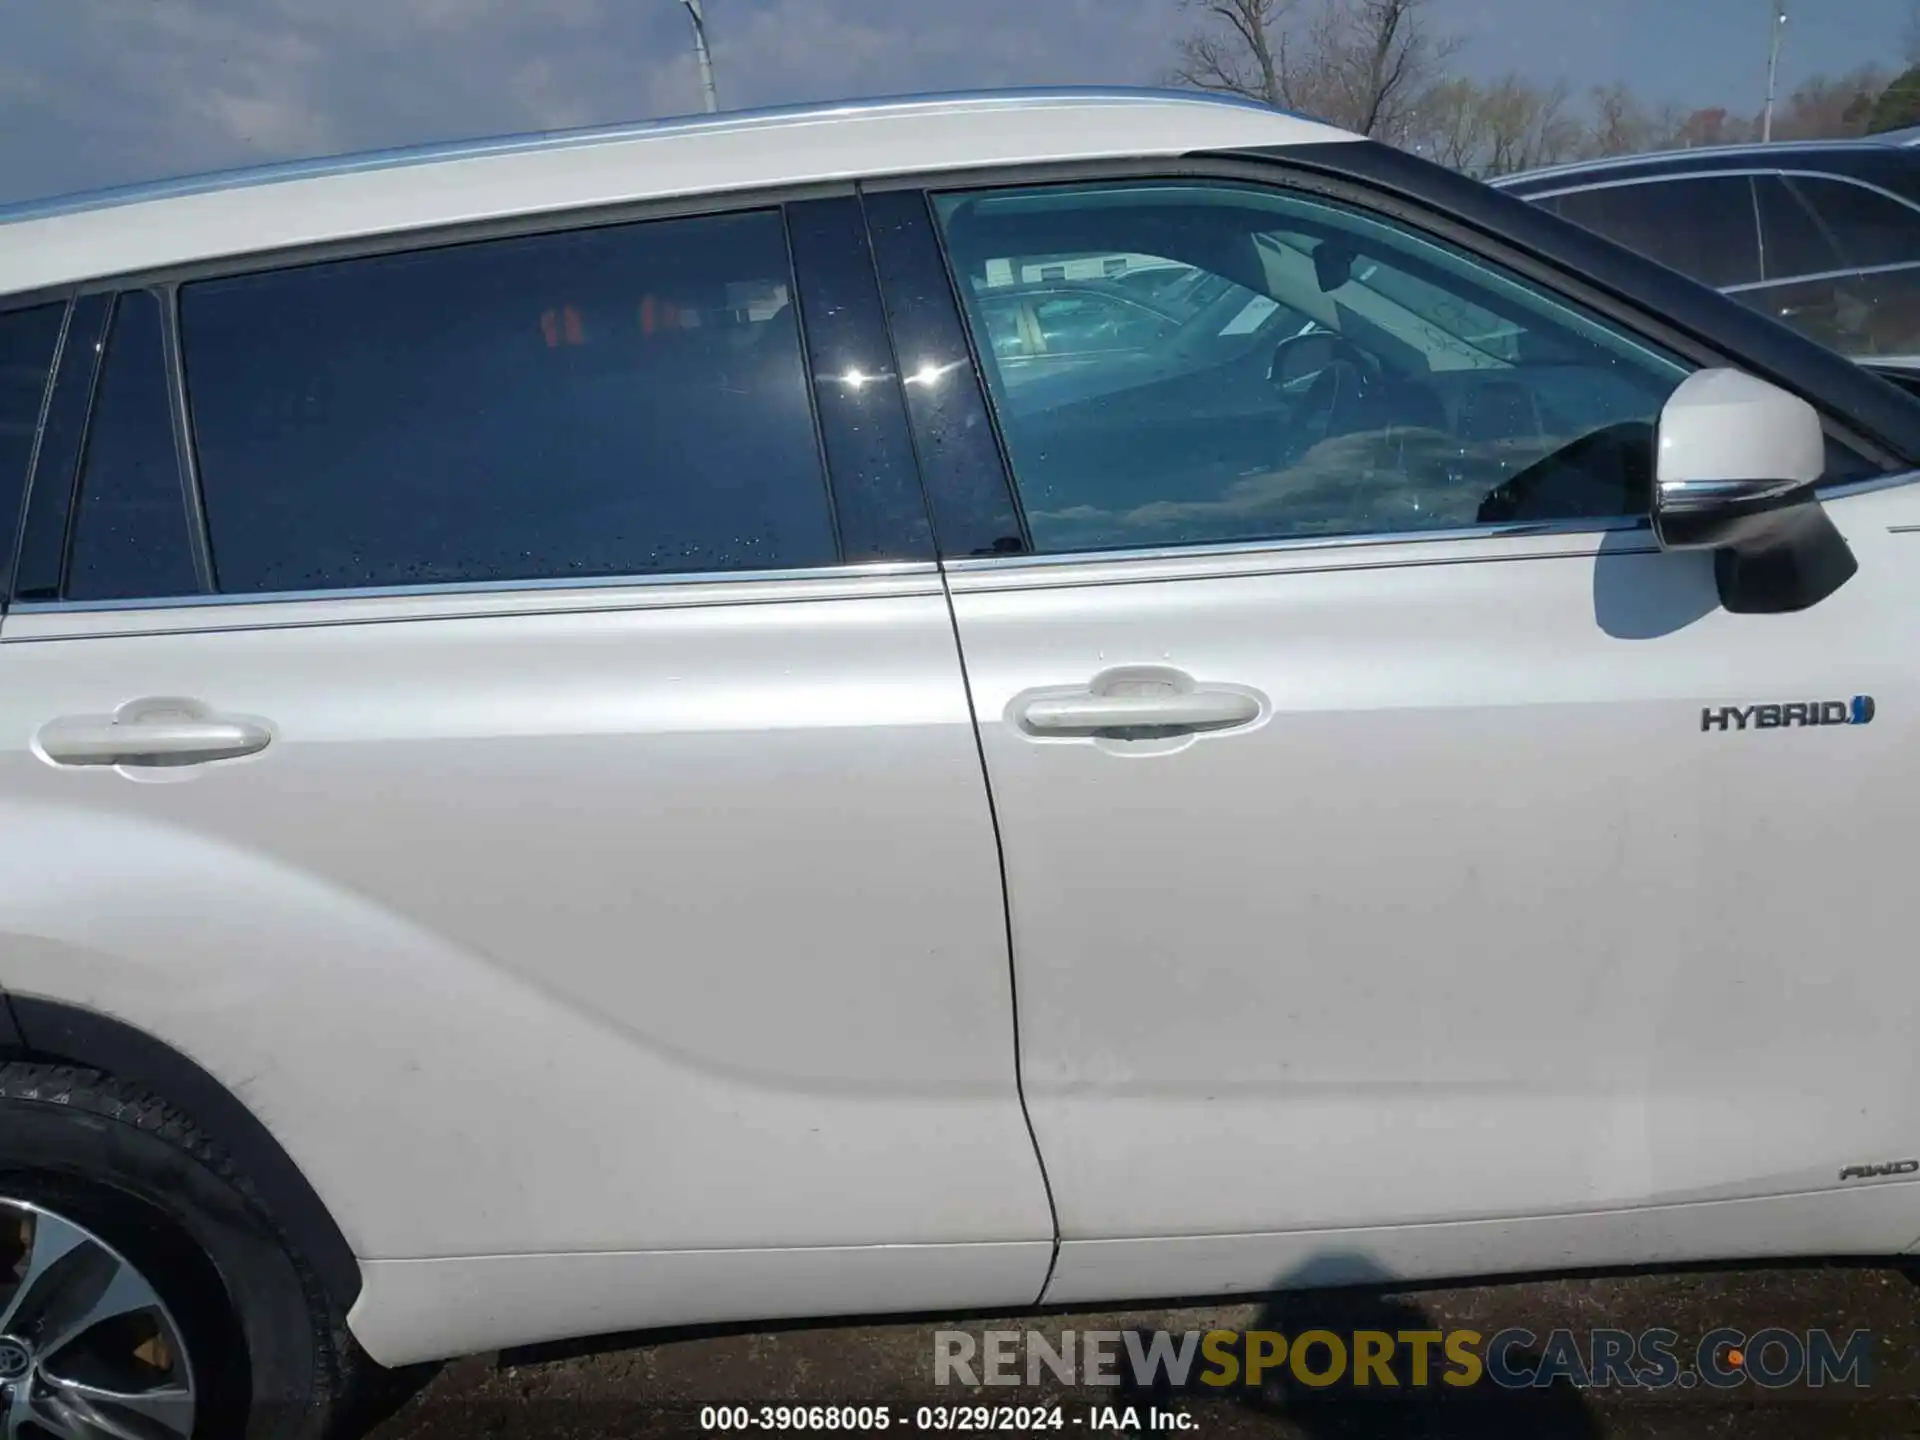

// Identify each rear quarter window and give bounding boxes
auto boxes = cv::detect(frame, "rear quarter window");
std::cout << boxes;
[0,302,65,582]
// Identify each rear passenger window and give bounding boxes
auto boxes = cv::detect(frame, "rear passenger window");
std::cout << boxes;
[180,210,837,594]
[67,291,200,602]
[1552,177,1762,289]
[0,303,65,576]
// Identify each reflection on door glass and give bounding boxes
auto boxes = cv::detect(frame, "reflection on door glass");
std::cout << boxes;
[1551,177,1762,289]
[182,209,837,594]
[936,181,1693,555]
[67,291,200,602]
[1790,176,1920,270]
[0,302,63,574]
[1737,269,1920,359]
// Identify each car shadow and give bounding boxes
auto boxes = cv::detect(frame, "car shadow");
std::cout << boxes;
[1113,1253,1603,1438]
[1591,527,1720,640]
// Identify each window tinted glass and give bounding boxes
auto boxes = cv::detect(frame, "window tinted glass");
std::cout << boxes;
[975,290,1184,366]
[1787,176,1920,270]
[935,181,1690,555]
[181,210,836,594]
[1552,177,1762,288]
[1738,269,1920,359]
[0,303,65,577]
[1756,175,1842,281]
[1030,293,1179,354]
[66,292,200,602]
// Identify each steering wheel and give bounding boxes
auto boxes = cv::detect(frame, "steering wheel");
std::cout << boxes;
[1267,329,1383,393]
[1266,330,1461,533]
[1268,329,1387,475]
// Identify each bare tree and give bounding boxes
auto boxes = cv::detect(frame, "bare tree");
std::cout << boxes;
[1765,65,1890,139]
[1304,0,1464,142]
[1477,76,1579,174]
[1582,81,1656,156]
[1670,106,1758,148]
[1172,0,1298,107]
[1174,1,1901,173]
[1411,77,1487,169]
[1408,74,1578,175]
[1171,0,1460,141]
[1569,85,1696,159]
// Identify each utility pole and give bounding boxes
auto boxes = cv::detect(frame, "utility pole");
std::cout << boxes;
[680,0,719,113]
[1762,2,1787,142]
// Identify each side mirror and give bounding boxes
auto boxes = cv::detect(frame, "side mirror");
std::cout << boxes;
[1653,369,1858,614]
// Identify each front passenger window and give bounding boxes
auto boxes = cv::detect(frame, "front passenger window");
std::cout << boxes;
[934,181,1691,555]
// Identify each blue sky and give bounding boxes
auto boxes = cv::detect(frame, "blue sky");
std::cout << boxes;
[0,0,1912,205]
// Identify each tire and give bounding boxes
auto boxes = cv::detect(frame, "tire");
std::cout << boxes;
[0,1062,431,1439]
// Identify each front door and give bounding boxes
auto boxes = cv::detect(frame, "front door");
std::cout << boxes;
[917,172,1920,1300]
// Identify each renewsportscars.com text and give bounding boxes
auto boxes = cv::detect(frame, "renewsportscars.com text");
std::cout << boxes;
[934,1326,1874,1391]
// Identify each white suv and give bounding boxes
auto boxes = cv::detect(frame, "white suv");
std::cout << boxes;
[0,88,1918,1440]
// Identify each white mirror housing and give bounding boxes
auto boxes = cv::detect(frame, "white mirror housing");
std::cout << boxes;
[1652,368,1857,613]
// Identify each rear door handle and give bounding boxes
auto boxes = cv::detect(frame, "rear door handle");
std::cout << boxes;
[1015,687,1261,737]
[38,701,272,768]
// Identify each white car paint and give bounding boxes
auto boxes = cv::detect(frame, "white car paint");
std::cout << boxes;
[1658,368,1826,487]
[949,480,1920,1310]
[0,570,1055,1320]
[2,89,1919,1372]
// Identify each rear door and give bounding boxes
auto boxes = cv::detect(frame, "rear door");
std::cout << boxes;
[0,197,1054,1315]
[873,167,1920,1303]
[1743,169,1920,360]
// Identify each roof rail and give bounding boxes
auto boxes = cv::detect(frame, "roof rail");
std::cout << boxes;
[1493,137,1907,188]
[0,87,1311,226]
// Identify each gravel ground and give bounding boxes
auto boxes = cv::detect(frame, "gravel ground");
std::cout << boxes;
[371,1263,1920,1439]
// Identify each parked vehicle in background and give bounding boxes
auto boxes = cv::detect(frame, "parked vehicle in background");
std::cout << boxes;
[975,281,1185,366]
[1494,141,1920,377]
[2,88,1920,1439]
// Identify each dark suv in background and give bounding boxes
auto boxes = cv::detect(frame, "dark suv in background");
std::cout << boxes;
[1495,140,1920,387]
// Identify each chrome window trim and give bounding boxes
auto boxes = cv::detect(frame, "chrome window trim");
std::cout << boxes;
[1725,257,1920,295]
[1526,168,1920,220]
[7,180,866,307]
[1493,142,1905,189]
[1825,466,1920,502]
[944,526,1655,596]
[14,475,1916,623]
[941,515,1651,577]
[4,560,941,636]
[943,467,1920,583]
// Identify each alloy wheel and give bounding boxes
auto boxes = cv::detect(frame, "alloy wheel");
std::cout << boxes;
[0,1199,195,1439]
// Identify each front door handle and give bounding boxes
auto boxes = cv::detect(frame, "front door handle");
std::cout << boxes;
[38,700,272,768]
[1015,684,1262,738]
